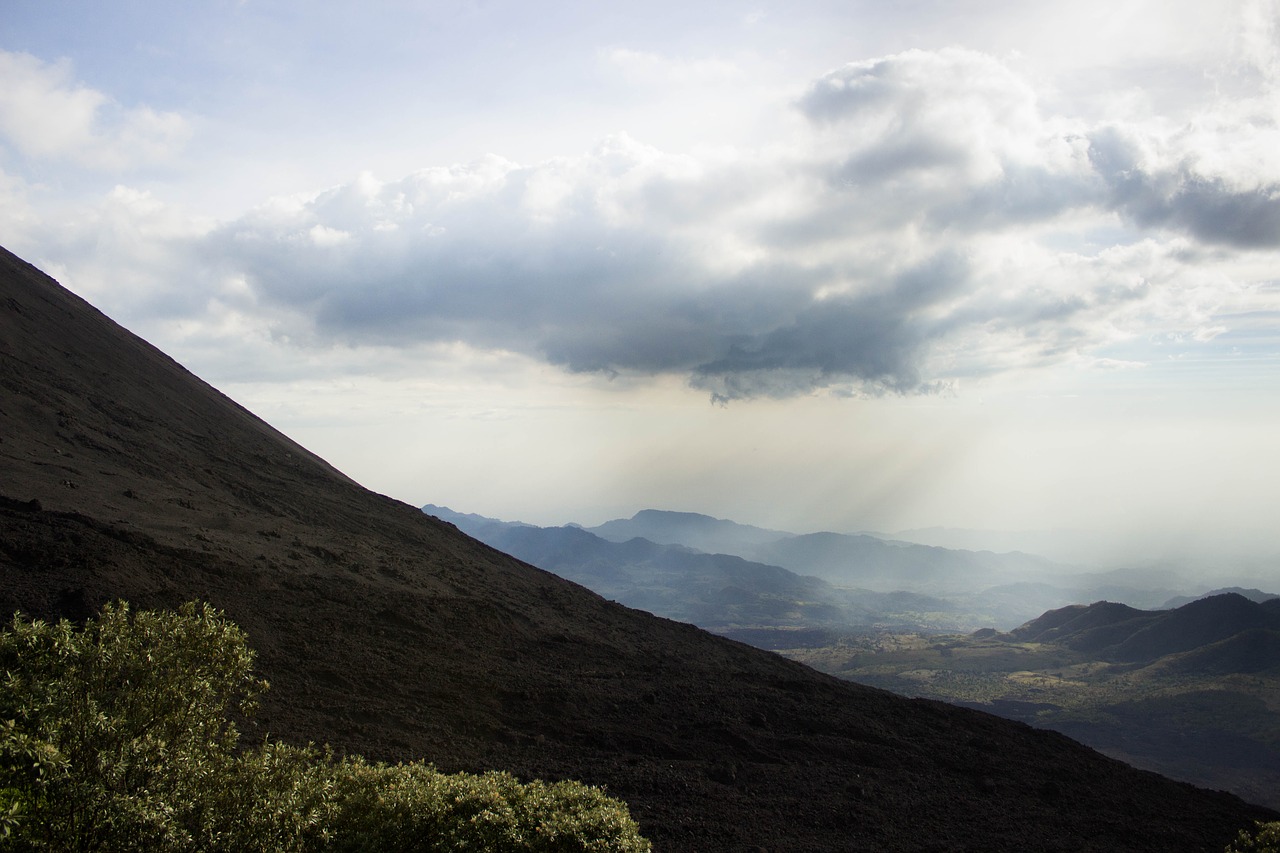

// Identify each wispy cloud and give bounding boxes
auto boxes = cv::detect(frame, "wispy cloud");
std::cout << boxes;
[0,50,190,170]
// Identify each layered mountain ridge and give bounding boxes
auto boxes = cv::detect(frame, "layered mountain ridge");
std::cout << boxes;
[2,245,1274,851]
[1009,594,1280,664]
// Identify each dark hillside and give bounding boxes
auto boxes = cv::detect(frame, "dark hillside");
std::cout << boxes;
[1148,629,1280,676]
[1011,600,1149,645]
[1113,594,1280,662]
[1,245,1274,851]
[1010,595,1280,663]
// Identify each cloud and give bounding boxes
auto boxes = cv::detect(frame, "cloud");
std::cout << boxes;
[1237,0,1280,81]
[26,46,1276,403]
[1088,125,1280,249]
[0,50,190,170]
[1064,1,1280,248]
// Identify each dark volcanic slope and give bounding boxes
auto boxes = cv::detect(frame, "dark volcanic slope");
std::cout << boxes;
[0,245,1273,852]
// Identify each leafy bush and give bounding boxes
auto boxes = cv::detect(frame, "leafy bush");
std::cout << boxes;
[324,759,648,852]
[0,603,649,852]
[1228,822,1280,853]
[0,602,271,851]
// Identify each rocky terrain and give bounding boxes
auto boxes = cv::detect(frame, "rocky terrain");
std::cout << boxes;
[1,244,1275,851]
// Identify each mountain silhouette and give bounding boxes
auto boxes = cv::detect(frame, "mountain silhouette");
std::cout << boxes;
[1011,594,1280,663]
[1,245,1274,851]
[589,509,794,555]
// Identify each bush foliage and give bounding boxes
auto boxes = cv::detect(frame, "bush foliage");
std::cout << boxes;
[0,602,649,852]
[1228,822,1280,853]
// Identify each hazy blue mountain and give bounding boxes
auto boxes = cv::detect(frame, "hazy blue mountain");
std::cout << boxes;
[1162,587,1280,609]
[430,505,1258,633]
[741,531,1066,594]
[885,526,1101,563]
[587,509,794,555]
[425,505,971,631]
[588,510,1079,596]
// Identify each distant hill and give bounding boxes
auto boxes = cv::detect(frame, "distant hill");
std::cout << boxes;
[1009,600,1153,652]
[789,592,1280,810]
[1011,594,1280,663]
[1163,587,1280,609]
[588,509,794,554]
[3,244,1275,850]
[746,531,1064,594]
[1149,629,1280,677]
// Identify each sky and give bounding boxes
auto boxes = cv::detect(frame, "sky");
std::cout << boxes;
[2,1,1279,565]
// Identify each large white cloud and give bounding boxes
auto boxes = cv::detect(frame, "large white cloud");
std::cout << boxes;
[13,45,1278,403]
[0,50,190,170]
[178,47,1277,401]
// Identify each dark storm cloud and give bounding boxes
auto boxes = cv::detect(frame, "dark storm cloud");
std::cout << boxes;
[209,158,960,399]
[691,254,968,401]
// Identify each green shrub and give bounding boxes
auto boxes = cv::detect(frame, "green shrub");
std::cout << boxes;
[0,602,267,851]
[324,758,649,852]
[0,602,649,852]
[1228,821,1280,853]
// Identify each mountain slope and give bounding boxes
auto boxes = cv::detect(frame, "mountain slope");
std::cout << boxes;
[1,245,1274,851]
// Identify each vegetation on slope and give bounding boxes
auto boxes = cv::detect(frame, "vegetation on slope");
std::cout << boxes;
[0,602,649,852]
[1229,822,1280,852]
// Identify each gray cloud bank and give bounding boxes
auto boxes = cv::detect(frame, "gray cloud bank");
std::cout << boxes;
[201,48,1278,400]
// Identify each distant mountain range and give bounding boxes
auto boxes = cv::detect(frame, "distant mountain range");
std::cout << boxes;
[426,506,1207,634]
[426,505,955,633]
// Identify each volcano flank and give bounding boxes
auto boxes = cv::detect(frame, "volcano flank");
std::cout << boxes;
[0,245,1273,851]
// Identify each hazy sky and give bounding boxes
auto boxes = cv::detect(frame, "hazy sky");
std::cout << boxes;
[3,1,1279,556]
